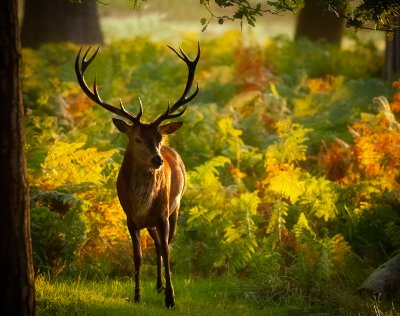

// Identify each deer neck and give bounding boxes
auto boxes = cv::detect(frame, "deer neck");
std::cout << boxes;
[120,151,164,198]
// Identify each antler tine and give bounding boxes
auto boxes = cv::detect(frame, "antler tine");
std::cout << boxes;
[154,43,200,125]
[169,42,200,113]
[75,46,142,124]
[81,46,99,73]
[154,101,187,125]
[136,97,144,121]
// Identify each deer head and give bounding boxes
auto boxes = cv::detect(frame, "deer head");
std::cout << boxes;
[75,43,200,169]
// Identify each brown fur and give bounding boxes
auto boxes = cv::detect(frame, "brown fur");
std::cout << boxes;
[117,145,185,229]
[114,122,185,308]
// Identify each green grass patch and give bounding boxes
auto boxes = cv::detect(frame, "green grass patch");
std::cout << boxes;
[36,273,400,316]
[36,274,270,316]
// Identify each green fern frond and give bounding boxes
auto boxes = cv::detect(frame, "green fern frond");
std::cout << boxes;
[300,175,338,221]
[267,198,289,238]
[293,212,316,242]
[266,119,312,164]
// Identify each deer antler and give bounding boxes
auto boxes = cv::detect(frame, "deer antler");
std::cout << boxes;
[154,42,200,125]
[75,46,143,124]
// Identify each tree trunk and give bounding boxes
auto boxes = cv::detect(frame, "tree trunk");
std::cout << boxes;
[0,0,36,315]
[383,17,400,79]
[295,0,344,45]
[21,0,103,49]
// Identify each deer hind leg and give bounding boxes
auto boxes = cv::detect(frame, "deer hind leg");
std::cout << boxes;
[127,220,142,303]
[147,228,164,293]
[157,218,175,308]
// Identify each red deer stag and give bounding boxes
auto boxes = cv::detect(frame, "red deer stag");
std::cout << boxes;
[75,43,200,308]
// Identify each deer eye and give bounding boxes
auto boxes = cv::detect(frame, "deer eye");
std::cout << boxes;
[134,137,141,144]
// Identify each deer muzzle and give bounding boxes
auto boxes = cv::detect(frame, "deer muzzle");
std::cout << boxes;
[151,155,164,168]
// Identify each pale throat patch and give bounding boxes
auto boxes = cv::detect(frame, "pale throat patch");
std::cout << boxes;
[129,169,163,218]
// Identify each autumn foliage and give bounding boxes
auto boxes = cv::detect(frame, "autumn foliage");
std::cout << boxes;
[23,35,400,306]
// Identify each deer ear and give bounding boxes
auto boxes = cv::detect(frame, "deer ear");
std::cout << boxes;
[159,122,183,135]
[112,118,131,134]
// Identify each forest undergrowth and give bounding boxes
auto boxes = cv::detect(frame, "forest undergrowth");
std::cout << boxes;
[24,32,400,314]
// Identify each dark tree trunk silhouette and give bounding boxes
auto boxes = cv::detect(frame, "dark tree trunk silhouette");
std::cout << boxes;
[21,0,103,49]
[383,17,400,79]
[0,0,36,315]
[295,0,344,45]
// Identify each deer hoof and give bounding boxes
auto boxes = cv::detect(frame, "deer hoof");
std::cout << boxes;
[165,296,175,309]
[157,285,165,293]
[165,287,175,308]
[134,293,141,303]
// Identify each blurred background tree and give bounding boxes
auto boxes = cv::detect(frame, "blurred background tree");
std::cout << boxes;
[384,16,400,79]
[202,0,400,33]
[295,0,344,45]
[21,0,103,48]
[202,0,400,77]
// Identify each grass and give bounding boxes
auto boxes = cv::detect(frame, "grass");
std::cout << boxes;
[36,271,400,316]
[36,274,273,316]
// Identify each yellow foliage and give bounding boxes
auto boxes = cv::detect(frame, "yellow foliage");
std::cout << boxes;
[301,175,337,221]
[37,140,118,188]
[293,96,318,117]
[269,82,280,98]
[268,167,302,203]
[294,76,344,117]
[265,119,311,167]
[83,196,129,253]
[306,76,336,94]
[217,117,243,143]
[204,30,242,60]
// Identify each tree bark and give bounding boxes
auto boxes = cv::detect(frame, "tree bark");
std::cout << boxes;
[295,0,344,45]
[0,0,36,315]
[383,17,400,79]
[21,0,103,49]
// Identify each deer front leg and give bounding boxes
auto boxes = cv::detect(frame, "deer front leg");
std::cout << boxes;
[147,228,164,293]
[157,218,175,308]
[128,220,142,303]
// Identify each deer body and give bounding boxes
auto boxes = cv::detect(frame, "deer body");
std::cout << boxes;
[116,138,185,306]
[75,44,199,308]
[117,145,185,230]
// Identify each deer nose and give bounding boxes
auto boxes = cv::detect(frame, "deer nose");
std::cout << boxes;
[151,155,163,168]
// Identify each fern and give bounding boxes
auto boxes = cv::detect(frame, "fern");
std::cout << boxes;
[183,156,262,274]
[265,119,311,166]
[215,117,244,163]
[300,175,338,221]
[268,166,303,203]
[266,197,289,240]
[37,140,118,188]
[221,192,260,273]
[293,213,316,242]
[22,37,399,288]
